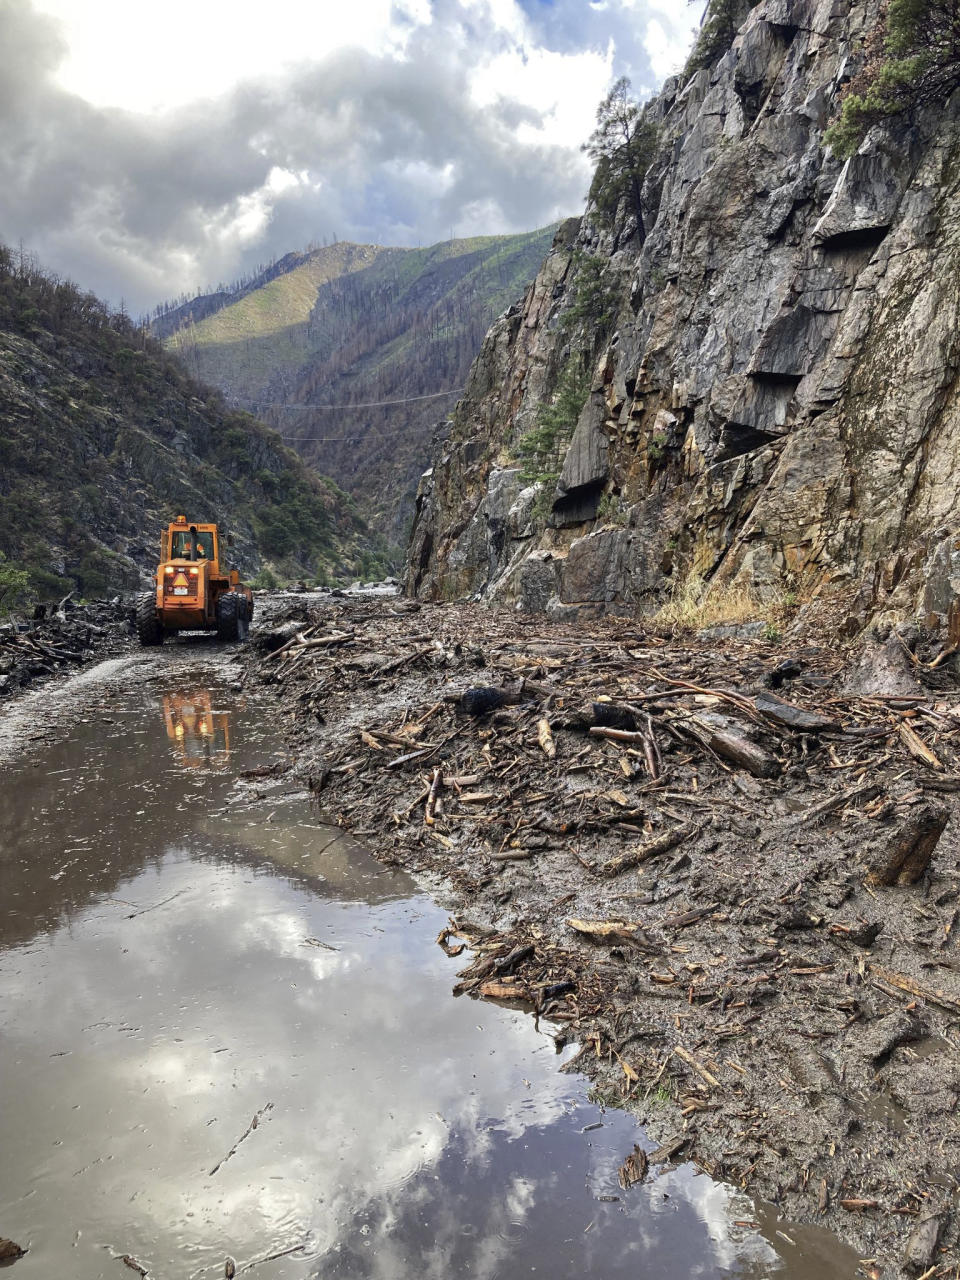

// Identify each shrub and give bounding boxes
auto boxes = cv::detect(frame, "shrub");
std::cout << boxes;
[595,491,629,526]
[824,1,960,157]
[0,552,29,616]
[515,361,591,487]
[654,571,769,633]
[647,431,668,464]
[250,566,279,589]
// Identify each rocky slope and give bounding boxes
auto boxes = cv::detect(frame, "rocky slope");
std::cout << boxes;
[407,0,960,638]
[0,247,377,604]
[155,231,558,546]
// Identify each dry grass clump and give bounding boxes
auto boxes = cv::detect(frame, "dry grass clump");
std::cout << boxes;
[653,573,775,634]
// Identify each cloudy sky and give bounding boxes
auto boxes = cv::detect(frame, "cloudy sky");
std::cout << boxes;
[1,0,703,313]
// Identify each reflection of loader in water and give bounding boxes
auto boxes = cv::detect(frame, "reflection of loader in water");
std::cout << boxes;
[162,691,231,770]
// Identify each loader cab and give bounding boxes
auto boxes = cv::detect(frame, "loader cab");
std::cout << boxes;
[171,528,214,562]
[162,515,222,572]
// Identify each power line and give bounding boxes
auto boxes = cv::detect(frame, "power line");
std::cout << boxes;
[287,437,387,443]
[278,418,453,444]
[282,433,419,443]
[251,387,465,413]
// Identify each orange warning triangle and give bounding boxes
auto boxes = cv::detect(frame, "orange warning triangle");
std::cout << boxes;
[173,572,189,587]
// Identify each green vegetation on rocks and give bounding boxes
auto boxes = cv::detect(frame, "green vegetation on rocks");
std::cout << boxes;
[825,0,960,157]
[558,251,623,339]
[0,552,29,616]
[515,360,591,490]
[684,0,763,77]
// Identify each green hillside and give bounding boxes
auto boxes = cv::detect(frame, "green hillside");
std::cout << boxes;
[0,245,383,609]
[158,228,558,543]
[160,242,388,403]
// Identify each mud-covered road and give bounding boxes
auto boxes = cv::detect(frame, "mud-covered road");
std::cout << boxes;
[0,604,867,1278]
[234,593,960,1280]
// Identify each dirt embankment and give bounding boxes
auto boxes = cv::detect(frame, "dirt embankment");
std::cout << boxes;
[0,600,133,700]
[242,596,960,1277]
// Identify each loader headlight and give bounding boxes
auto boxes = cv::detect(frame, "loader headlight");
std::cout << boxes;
[164,566,174,575]
[189,567,199,576]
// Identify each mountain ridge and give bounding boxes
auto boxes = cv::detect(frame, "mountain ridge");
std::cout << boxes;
[0,244,381,606]
[154,228,561,545]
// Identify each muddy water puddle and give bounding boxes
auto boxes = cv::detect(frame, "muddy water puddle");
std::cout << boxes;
[0,655,860,1278]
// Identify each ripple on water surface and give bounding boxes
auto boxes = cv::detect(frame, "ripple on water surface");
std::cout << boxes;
[0,658,860,1278]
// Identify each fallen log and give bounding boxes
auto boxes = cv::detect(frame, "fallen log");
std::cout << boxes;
[903,1213,945,1276]
[618,1145,649,1190]
[754,690,840,734]
[865,802,948,886]
[478,979,532,1001]
[589,726,648,743]
[869,964,960,1015]
[595,823,697,878]
[641,714,662,780]
[662,903,718,930]
[898,722,944,771]
[424,767,443,826]
[674,1045,721,1089]
[786,782,882,828]
[685,717,780,778]
[567,918,658,949]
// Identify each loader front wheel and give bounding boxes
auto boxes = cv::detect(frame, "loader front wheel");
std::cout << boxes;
[136,593,164,647]
[216,591,248,643]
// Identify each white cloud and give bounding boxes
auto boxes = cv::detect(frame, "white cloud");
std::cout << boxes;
[3,0,697,310]
[30,0,412,111]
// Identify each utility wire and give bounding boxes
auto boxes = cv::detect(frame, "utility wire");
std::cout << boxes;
[281,432,426,443]
[251,386,464,413]
[279,417,453,443]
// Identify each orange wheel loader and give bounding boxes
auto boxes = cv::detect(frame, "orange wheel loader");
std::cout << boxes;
[136,514,254,646]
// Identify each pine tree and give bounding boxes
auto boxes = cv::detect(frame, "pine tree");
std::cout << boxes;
[583,78,658,236]
[515,361,591,487]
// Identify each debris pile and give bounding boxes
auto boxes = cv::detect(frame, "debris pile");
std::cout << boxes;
[0,599,132,699]
[249,597,960,1274]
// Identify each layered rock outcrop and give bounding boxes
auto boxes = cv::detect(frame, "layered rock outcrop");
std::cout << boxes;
[407,0,960,632]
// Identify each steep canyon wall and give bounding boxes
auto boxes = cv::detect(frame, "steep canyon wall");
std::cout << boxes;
[407,0,960,634]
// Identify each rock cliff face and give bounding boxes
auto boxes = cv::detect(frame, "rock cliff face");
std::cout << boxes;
[407,0,960,633]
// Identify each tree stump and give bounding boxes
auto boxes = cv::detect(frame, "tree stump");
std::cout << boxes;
[866,803,949,886]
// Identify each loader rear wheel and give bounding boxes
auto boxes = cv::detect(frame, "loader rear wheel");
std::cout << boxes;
[216,591,248,643]
[136,593,164,647]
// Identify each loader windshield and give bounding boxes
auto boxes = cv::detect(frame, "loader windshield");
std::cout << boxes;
[171,529,214,561]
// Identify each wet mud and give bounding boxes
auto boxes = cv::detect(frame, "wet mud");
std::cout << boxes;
[0,599,132,701]
[242,594,960,1278]
[0,633,859,1278]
